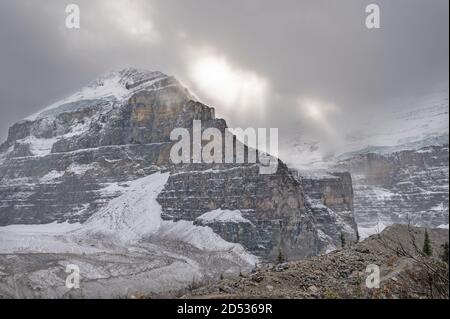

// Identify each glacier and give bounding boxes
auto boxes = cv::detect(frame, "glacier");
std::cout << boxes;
[0,171,257,298]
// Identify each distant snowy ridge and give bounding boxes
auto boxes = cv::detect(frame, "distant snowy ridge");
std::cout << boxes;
[339,92,449,158]
[337,134,449,160]
[286,91,449,169]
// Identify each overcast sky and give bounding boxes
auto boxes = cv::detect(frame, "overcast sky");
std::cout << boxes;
[0,0,448,159]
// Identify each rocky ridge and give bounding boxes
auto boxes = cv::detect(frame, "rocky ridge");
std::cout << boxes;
[184,224,449,299]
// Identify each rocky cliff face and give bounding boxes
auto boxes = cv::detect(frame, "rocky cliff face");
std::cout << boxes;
[0,68,357,260]
[290,170,358,251]
[335,144,449,237]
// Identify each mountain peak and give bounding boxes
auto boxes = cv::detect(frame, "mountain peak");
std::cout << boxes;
[93,68,166,88]
[26,68,194,121]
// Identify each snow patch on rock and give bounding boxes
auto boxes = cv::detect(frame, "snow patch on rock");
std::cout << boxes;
[66,163,99,176]
[358,221,389,240]
[17,136,58,156]
[41,170,65,183]
[196,209,253,225]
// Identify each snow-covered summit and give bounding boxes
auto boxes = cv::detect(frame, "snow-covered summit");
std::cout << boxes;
[26,68,195,121]
[0,68,200,159]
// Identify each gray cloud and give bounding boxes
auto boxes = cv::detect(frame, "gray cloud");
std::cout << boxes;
[0,0,448,157]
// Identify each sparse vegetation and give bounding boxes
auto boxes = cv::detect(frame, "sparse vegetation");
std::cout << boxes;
[422,229,433,256]
[322,288,340,299]
[187,276,203,292]
[378,225,448,299]
[182,225,449,299]
[277,248,285,264]
[440,242,449,264]
[340,232,346,248]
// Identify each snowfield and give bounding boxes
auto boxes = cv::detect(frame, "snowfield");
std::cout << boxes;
[0,221,95,254]
[75,172,170,244]
[0,172,257,298]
